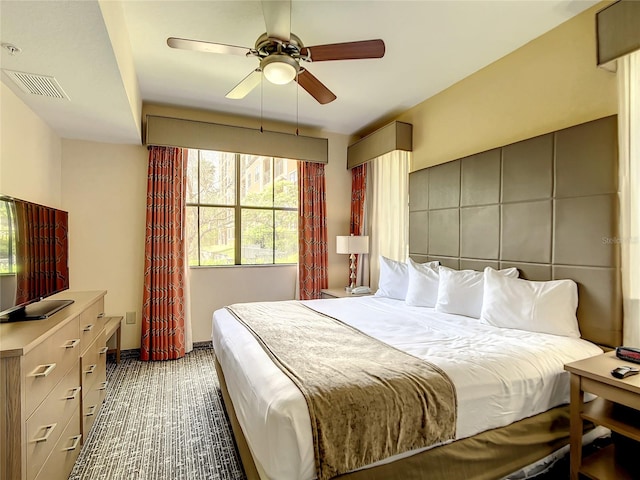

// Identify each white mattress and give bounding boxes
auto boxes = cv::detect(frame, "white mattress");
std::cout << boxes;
[211,296,603,480]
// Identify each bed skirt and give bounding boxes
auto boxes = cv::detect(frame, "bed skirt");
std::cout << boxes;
[214,356,587,480]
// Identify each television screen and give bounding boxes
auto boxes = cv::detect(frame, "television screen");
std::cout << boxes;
[0,195,71,321]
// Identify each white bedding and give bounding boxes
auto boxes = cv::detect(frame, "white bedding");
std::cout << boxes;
[211,296,603,480]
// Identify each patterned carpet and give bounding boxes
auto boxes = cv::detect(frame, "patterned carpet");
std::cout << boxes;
[69,345,246,480]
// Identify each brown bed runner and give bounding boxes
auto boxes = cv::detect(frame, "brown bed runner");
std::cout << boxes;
[226,301,457,480]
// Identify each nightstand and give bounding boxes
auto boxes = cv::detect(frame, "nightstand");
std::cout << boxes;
[564,351,640,480]
[320,288,372,299]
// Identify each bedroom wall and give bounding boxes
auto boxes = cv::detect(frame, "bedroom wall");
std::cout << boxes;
[0,83,62,207]
[60,123,351,348]
[60,140,148,350]
[388,2,618,171]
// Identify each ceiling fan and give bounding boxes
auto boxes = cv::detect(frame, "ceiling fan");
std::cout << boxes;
[167,0,385,105]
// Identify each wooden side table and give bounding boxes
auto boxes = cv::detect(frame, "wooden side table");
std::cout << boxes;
[320,288,372,299]
[104,315,123,363]
[564,351,640,480]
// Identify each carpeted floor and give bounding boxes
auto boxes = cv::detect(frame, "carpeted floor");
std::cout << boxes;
[68,345,246,480]
[68,344,595,480]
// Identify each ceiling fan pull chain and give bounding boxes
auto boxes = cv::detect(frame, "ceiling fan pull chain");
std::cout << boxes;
[260,70,264,133]
[296,69,299,136]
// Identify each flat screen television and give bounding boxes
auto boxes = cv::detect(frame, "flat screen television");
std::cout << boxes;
[0,195,73,322]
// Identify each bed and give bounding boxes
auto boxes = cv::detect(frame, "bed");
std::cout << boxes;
[214,292,606,480]
[211,116,622,480]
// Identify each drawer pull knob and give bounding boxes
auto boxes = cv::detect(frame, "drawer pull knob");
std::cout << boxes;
[98,381,107,391]
[83,324,94,332]
[63,434,82,451]
[64,386,81,400]
[97,313,105,318]
[32,363,56,378]
[85,405,97,417]
[32,423,57,443]
[99,346,108,355]
[64,339,80,349]
[85,364,96,374]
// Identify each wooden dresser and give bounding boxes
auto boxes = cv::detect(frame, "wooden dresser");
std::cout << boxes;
[1,290,107,480]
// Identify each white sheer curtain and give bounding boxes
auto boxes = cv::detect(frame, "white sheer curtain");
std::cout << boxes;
[618,50,640,347]
[368,150,410,291]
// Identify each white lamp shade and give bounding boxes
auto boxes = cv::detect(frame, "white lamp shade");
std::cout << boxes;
[336,235,369,254]
[261,54,299,85]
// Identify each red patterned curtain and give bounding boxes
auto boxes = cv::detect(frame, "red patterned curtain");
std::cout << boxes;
[349,164,367,284]
[141,146,188,361]
[14,203,69,304]
[350,163,367,235]
[298,161,328,300]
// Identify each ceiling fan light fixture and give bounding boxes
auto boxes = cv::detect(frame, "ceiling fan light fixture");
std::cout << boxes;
[261,54,299,85]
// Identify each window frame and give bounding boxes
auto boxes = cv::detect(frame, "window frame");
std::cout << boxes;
[186,150,298,267]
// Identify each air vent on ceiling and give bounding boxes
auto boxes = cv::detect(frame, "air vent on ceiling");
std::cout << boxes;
[2,69,69,100]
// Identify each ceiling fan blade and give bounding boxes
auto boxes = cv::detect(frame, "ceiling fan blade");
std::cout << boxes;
[261,0,291,42]
[301,39,385,62]
[167,37,250,57]
[296,70,336,105]
[226,69,262,99]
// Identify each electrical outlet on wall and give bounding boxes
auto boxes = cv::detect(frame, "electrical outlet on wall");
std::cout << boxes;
[126,311,136,325]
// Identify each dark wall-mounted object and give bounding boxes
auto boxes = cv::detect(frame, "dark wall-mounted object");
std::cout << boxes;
[597,0,640,65]
[347,121,413,169]
[0,195,71,321]
[146,115,329,164]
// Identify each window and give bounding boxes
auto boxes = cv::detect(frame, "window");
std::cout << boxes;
[186,149,299,266]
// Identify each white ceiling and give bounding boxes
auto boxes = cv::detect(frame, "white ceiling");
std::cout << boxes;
[0,0,598,145]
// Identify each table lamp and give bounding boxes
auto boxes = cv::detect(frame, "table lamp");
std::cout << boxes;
[336,235,369,292]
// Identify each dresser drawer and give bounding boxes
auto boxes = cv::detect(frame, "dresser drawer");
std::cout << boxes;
[81,331,106,397]
[23,316,81,417]
[79,298,105,355]
[26,363,80,480]
[34,409,82,480]
[81,384,105,440]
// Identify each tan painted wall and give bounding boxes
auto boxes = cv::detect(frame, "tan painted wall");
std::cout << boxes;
[60,140,148,349]
[0,83,62,207]
[59,110,350,348]
[392,2,618,171]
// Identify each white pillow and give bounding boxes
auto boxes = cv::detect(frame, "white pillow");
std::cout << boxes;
[480,267,580,338]
[375,256,408,300]
[435,266,519,318]
[405,258,440,307]
[375,256,438,300]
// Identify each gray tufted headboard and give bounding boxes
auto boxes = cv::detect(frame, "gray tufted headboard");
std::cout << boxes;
[408,115,622,348]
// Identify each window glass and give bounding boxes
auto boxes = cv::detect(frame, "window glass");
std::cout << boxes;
[275,210,298,263]
[185,150,199,204]
[241,209,273,264]
[198,206,235,266]
[240,155,272,207]
[199,151,235,206]
[274,160,298,208]
[186,150,298,266]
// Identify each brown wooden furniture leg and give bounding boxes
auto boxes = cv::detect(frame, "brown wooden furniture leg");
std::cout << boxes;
[569,373,584,480]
